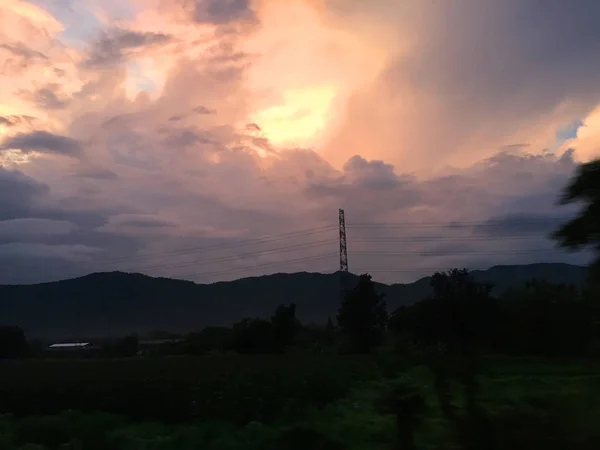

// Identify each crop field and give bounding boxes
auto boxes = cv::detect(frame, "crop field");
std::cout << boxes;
[0,355,398,424]
[1,355,600,449]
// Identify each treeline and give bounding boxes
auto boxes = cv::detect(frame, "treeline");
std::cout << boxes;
[390,269,600,358]
[2,268,598,360]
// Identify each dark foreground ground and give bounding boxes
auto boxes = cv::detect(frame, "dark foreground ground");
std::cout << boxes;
[1,354,600,449]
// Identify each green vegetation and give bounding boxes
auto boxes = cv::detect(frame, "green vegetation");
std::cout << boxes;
[0,357,599,449]
[0,355,391,424]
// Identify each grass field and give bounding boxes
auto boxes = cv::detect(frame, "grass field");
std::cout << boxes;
[1,355,600,449]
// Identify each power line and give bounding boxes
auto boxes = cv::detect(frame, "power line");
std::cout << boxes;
[346,217,567,229]
[350,235,552,243]
[11,214,576,284]
[113,238,338,273]
[16,223,338,272]
[351,267,475,274]
[351,248,558,257]
[89,223,337,266]
[352,262,576,275]
[183,252,338,280]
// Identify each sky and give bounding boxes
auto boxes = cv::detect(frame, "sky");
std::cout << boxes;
[1,0,599,285]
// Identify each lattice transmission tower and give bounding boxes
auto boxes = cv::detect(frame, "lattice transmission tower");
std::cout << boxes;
[338,208,349,273]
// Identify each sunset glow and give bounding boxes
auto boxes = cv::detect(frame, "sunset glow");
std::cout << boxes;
[249,86,337,147]
[0,0,599,285]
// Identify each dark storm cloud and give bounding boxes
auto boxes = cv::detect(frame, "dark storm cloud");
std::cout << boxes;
[188,0,258,25]
[0,168,49,221]
[84,29,172,67]
[0,131,82,156]
[0,219,76,241]
[0,171,143,283]
[471,213,573,237]
[403,0,600,108]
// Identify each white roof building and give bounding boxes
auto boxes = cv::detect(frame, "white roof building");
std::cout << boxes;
[48,342,93,349]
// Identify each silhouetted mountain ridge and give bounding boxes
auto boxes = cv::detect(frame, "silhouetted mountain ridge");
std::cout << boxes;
[0,263,588,339]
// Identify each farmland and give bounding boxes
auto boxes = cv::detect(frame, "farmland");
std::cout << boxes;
[1,355,600,449]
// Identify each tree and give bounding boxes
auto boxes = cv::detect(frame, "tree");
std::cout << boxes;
[337,274,388,353]
[422,269,495,355]
[271,303,299,353]
[552,159,600,276]
[185,327,233,354]
[231,318,274,354]
[0,325,27,359]
[502,280,593,356]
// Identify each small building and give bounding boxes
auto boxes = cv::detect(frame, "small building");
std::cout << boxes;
[47,342,98,357]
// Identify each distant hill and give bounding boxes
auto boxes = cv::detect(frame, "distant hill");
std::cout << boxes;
[0,263,588,339]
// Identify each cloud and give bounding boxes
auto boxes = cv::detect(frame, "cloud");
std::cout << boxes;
[32,86,71,110]
[558,106,600,162]
[0,243,99,261]
[321,0,600,171]
[16,84,71,110]
[0,115,37,128]
[0,131,82,156]
[0,167,49,221]
[193,105,215,114]
[0,0,596,286]
[0,218,77,241]
[189,0,258,25]
[74,166,119,180]
[0,42,47,61]
[84,29,172,67]
[343,155,401,189]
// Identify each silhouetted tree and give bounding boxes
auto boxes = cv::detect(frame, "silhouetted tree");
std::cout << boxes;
[231,318,275,354]
[502,280,593,356]
[326,316,335,331]
[412,269,495,356]
[552,158,600,278]
[0,326,27,359]
[271,303,299,353]
[185,327,233,354]
[323,316,337,347]
[230,304,300,354]
[420,270,495,450]
[337,273,388,353]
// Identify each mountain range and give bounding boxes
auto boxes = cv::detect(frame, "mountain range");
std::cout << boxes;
[0,263,589,339]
